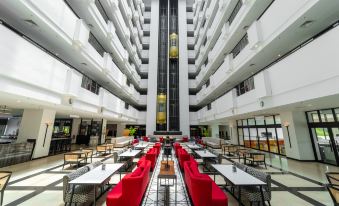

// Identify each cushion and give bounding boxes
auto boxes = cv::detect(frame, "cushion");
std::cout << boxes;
[131,167,143,177]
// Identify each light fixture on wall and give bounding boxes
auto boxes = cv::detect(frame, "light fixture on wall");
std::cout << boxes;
[282,121,292,148]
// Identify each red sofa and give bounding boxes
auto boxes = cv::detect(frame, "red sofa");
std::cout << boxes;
[178,148,195,170]
[182,136,189,142]
[132,139,139,145]
[137,148,157,170]
[173,143,182,157]
[159,137,164,143]
[106,160,151,206]
[183,161,228,206]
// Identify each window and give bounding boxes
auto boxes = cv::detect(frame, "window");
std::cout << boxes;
[88,33,105,57]
[201,18,206,28]
[231,34,248,58]
[205,79,210,87]
[320,109,335,122]
[125,102,129,110]
[200,1,205,11]
[237,115,285,155]
[204,57,209,66]
[207,103,211,110]
[95,0,109,23]
[235,76,254,96]
[228,0,243,25]
[126,79,130,86]
[203,37,207,46]
[81,75,100,95]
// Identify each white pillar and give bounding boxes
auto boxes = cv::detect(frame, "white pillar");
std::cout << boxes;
[228,120,238,145]
[280,111,315,160]
[178,0,190,136]
[17,109,56,159]
[210,123,220,138]
[71,118,81,144]
[116,123,126,137]
[101,119,107,143]
[146,0,160,135]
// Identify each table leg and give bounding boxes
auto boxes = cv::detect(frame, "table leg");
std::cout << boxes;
[238,186,241,206]
[175,178,177,205]
[260,185,265,206]
[156,177,159,205]
[93,185,96,206]
[69,184,75,206]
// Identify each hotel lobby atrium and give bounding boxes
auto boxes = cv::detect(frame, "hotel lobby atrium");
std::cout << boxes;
[1,0,339,205]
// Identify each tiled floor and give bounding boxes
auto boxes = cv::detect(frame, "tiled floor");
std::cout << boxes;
[0,143,338,206]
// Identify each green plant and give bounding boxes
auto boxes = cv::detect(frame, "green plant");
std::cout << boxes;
[202,128,209,137]
[129,127,137,136]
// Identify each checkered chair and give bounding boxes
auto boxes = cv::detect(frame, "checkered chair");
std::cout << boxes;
[0,171,11,206]
[241,167,272,206]
[63,166,95,205]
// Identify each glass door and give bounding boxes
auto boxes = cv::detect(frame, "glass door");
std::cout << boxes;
[331,128,339,164]
[312,127,337,165]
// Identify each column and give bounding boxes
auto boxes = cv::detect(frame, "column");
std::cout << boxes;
[17,109,56,159]
[116,123,126,137]
[101,119,107,143]
[210,123,220,138]
[228,120,238,145]
[146,0,159,135]
[70,118,81,144]
[280,111,315,160]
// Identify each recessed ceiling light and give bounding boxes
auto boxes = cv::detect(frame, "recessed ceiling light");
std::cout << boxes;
[278,54,281,57]
[55,53,59,56]
[300,20,314,28]
[243,25,249,30]
[87,24,94,28]
[16,100,21,103]
[249,63,255,67]
[81,62,87,66]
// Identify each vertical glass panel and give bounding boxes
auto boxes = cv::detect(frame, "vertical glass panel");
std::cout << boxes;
[267,128,278,153]
[313,128,336,165]
[265,116,275,125]
[307,111,320,123]
[242,119,248,126]
[335,109,339,122]
[258,128,269,151]
[248,118,255,126]
[243,128,250,148]
[319,109,335,122]
[255,118,265,125]
[275,115,281,125]
[237,120,242,126]
[249,128,258,149]
[276,128,285,155]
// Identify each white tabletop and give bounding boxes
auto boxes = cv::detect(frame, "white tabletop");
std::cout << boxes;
[119,149,141,157]
[212,164,266,186]
[134,142,149,148]
[186,144,201,149]
[195,150,217,158]
[70,163,124,185]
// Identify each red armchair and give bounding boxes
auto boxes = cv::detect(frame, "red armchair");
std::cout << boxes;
[159,137,164,143]
[182,136,189,142]
[132,139,139,145]
[106,160,151,206]
[173,143,182,157]
[142,136,149,142]
[183,161,228,206]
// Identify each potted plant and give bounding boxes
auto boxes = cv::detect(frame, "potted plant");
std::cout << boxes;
[129,127,137,138]
[202,128,209,137]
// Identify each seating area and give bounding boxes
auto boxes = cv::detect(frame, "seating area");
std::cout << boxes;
[0,142,34,167]
[202,137,225,149]
[110,136,134,148]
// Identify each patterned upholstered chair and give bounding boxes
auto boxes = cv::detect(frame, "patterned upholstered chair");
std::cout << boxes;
[241,167,271,206]
[326,172,339,185]
[234,162,248,171]
[82,149,93,163]
[85,161,101,170]
[327,184,339,206]
[0,171,11,206]
[63,166,95,205]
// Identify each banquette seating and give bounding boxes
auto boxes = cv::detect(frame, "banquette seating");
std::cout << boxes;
[202,137,225,149]
[142,136,149,142]
[184,160,228,206]
[111,136,134,148]
[177,148,195,170]
[137,144,161,171]
[106,160,151,206]
[182,136,189,142]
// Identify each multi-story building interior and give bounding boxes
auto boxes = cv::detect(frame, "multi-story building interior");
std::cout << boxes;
[1,0,339,205]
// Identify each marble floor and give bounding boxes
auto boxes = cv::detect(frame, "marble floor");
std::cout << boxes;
[0,144,338,206]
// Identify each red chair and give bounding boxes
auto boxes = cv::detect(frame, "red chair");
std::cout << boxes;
[183,161,228,206]
[142,136,149,142]
[132,139,139,145]
[106,160,151,206]
[159,136,164,143]
[182,136,189,142]
[173,143,182,157]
